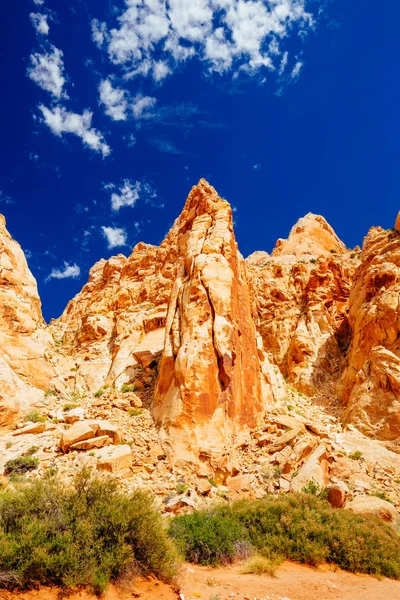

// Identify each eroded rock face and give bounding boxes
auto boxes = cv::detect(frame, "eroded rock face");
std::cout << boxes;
[247,214,358,396]
[153,180,265,470]
[339,227,400,440]
[0,216,54,424]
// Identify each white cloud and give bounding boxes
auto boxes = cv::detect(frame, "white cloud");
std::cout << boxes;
[99,78,128,120]
[110,180,140,211]
[108,179,157,211]
[39,104,111,157]
[27,46,67,98]
[124,133,136,147]
[102,226,127,248]
[92,19,108,47]
[33,0,45,4]
[46,262,81,281]
[30,12,49,35]
[291,60,303,79]
[131,93,157,119]
[93,0,313,83]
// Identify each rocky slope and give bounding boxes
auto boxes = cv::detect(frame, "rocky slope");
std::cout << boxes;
[0,180,400,517]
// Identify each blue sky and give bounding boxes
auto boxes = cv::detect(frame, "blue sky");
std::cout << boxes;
[0,1,395,321]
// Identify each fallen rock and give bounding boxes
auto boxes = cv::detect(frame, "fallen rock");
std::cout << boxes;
[345,495,399,523]
[227,474,255,498]
[59,422,96,453]
[164,495,197,514]
[65,407,85,424]
[12,422,46,436]
[69,435,111,451]
[96,445,133,473]
[290,444,330,493]
[328,481,349,508]
[86,420,122,445]
[196,478,212,495]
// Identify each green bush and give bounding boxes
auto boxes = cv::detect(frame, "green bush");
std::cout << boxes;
[0,471,179,593]
[4,456,39,475]
[349,450,363,460]
[63,403,79,412]
[24,412,46,423]
[94,389,105,398]
[121,384,136,393]
[128,408,143,417]
[169,494,400,579]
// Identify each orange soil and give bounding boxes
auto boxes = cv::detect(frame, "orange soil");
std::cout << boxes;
[2,562,400,600]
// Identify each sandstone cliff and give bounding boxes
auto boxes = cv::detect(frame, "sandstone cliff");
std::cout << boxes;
[0,215,54,425]
[340,226,400,443]
[153,180,265,470]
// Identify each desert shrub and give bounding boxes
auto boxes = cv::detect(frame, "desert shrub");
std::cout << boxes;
[4,456,39,475]
[63,403,79,412]
[44,389,57,398]
[176,483,188,495]
[169,508,248,566]
[24,446,39,457]
[94,389,105,398]
[169,494,400,578]
[348,450,363,460]
[240,555,282,576]
[0,470,179,593]
[121,384,136,393]
[128,408,143,417]
[24,412,46,423]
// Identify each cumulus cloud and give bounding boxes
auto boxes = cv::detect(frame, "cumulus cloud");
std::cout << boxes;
[99,78,128,120]
[46,262,81,281]
[93,0,313,83]
[28,46,67,98]
[30,12,49,35]
[131,93,157,118]
[107,179,157,211]
[102,226,127,248]
[39,104,111,156]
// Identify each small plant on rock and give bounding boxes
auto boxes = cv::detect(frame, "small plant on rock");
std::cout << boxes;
[24,412,46,423]
[128,408,143,417]
[94,389,105,398]
[4,455,39,475]
[63,403,79,412]
[121,384,136,393]
[176,483,188,495]
[349,450,363,460]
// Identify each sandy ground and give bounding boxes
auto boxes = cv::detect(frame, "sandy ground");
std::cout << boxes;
[2,562,400,600]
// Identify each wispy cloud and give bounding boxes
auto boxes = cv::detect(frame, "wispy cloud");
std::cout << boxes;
[0,191,14,205]
[131,93,157,119]
[150,138,182,154]
[30,12,49,35]
[39,105,110,157]
[27,46,67,99]
[102,226,127,248]
[108,179,157,211]
[46,261,81,281]
[99,78,128,121]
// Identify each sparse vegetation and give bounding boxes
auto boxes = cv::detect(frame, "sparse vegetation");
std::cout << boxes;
[24,446,39,457]
[309,258,317,264]
[94,389,105,398]
[169,494,400,578]
[348,450,363,460]
[4,455,39,475]
[128,408,143,417]
[70,366,79,372]
[63,403,79,412]
[176,483,188,495]
[240,554,282,576]
[44,389,57,398]
[121,384,136,393]
[24,411,46,423]
[0,471,179,593]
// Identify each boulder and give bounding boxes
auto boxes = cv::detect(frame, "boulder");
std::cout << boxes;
[345,495,399,523]
[69,435,111,451]
[328,482,349,508]
[65,407,85,424]
[59,422,96,453]
[12,422,46,436]
[96,445,133,473]
[290,444,330,493]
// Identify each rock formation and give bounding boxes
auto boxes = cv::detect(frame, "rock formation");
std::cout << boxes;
[0,179,400,498]
[153,180,265,471]
[0,215,54,425]
[340,226,400,442]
